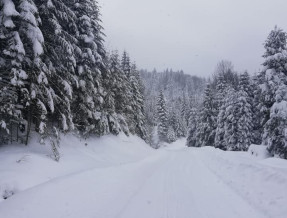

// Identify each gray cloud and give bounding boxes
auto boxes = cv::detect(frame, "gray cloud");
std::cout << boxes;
[98,0,287,77]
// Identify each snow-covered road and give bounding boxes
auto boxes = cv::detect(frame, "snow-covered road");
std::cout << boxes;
[1,140,286,218]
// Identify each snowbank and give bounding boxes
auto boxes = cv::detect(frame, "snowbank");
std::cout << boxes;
[0,133,152,201]
[196,146,287,218]
[248,144,270,159]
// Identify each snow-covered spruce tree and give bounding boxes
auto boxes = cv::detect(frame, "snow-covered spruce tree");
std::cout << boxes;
[169,110,185,139]
[119,52,136,133]
[108,51,128,116]
[196,83,216,147]
[186,107,199,147]
[0,0,56,143]
[260,26,287,159]
[36,0,79,133]
[214,74,227,113]
[252,74,264,144]
[214,75,228,149]
[68,0,108,137]
[0,0,26,143]
[103,50,124,135]
[258,27,287,129]
[156,91,168,142]
[167,126,176,143]
[129,63,147,140]
[222,86,240,151]
[215,95,229,150]
[180,97,189,127]
[17,0,55,142]
[237,72,253,151]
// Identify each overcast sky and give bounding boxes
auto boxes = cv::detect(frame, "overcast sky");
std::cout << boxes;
[98,0,287,77]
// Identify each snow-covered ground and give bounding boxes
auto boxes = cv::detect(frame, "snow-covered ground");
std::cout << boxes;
[0,135,286,218]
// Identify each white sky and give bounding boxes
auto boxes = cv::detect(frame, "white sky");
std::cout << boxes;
[98,0,287,77]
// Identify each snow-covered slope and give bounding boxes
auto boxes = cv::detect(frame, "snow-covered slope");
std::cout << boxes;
[0,137,287,218]
[0,133,152,201]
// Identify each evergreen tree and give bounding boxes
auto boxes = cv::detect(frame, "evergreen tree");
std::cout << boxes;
[167,126,176,143]
[261,26,287,158]
[120,51,134,132]
[223,87,240,151]
[129,63,147,140]
[18,0,54,141]
[196,83,216,147]
[214,75,228,150]
[186,107,199,147]
[0,0,26,143]
[0,0,56,143]
[215,86,232,150]
[156,91,168,142]
[169,110,185,138]
[70,0,108,136]
[252,74,264,144]
[214,74,227,112]
[237,72,253,151]
[104,50,124,135]
[36,0,79,133]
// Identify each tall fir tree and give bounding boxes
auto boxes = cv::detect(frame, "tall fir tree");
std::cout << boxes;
[222,86,240,151]
[0,0,25,142]
[120,51,134,133]
[237,72,253,151]
[70,0,108,136]
[261,26,287,158]
[129,63,147,140]
[196,83,216,147]
[156,90,168,142]
[186,107,199,147]
[252,74,264,144]
[36,0,78,133]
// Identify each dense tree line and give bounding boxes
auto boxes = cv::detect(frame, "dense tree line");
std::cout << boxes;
[187,26,287,159]
[141,69,206,147]
[0,0,146,154]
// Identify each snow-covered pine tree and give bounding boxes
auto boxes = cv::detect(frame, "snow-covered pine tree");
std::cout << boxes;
[214,75,228,150]
[36,0,78,133]
[186,107,199,147]
[17,0,54,142]
[0,0,56,143]
[237,72,253,151]
[169,110,185,138]
[252,74,264,144]
[156,90,168,142]
[261,26,287,159]
[222,86,240,151]
[108,51,128,117]
[71,0,108,137]
[196,83,216,147]
[180,96,188,127]
[103,51,123,135]
[167,126,176,143]
[215,98,227,150]
[214,74,227,112]
[129,63,147,140]
[0,0,25,143]
[120,51,134,132]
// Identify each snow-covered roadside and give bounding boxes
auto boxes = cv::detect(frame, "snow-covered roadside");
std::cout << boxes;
[197,146,287,218]
[1,137,287,218]
[0,133,153,201]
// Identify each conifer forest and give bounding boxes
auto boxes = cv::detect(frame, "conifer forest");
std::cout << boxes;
[0,1,287,218]
[1,1,287,159]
